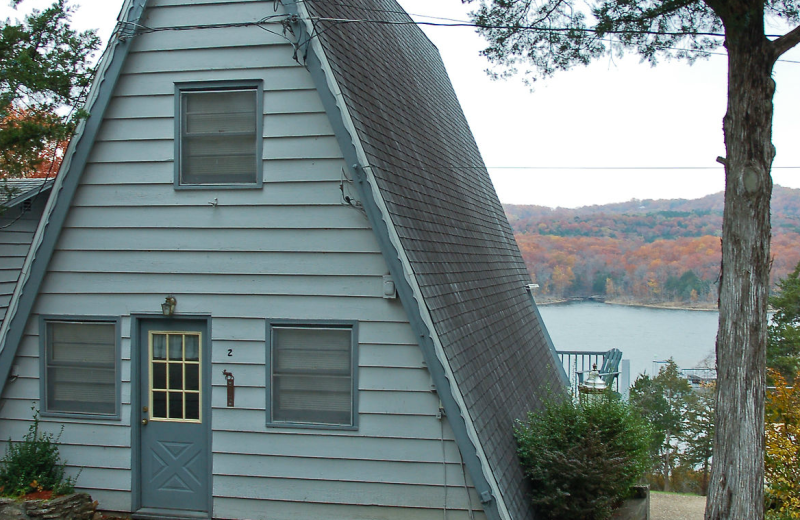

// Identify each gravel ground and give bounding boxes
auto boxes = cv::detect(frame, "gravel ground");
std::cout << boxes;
[651,492,707,520]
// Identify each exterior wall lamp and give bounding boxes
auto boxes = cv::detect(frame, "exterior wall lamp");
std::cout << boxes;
[162,295,177,316]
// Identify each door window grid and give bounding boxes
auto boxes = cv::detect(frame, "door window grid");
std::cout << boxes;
[149,332,201,423]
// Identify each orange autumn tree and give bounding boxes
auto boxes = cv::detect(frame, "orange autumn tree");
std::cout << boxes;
[1,0,99,179]
[765,369,800,519]
[0,107,68,178]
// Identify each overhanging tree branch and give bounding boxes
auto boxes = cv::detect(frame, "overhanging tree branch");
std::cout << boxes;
[772,23,800,57]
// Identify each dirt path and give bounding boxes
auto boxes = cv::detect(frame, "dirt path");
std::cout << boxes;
[651,492,707,520]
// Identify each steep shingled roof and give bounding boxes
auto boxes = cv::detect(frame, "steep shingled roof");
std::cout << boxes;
[300,1,566,518]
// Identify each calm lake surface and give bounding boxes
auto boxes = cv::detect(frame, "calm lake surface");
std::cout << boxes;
[537,301,719,380]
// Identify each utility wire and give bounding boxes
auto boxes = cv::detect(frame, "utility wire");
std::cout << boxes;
[110,9,800,65]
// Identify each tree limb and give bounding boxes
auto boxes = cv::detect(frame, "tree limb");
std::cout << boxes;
[772,23,800,58]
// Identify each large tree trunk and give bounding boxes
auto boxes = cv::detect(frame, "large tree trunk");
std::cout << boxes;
[705,9,774,520]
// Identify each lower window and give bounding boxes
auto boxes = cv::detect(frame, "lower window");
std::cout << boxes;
[268,323,357,428]
[42,319,119,417]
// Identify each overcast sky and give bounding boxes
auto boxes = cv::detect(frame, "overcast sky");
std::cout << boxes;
[3,0,799,208]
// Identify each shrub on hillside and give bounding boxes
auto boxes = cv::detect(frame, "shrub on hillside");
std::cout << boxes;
[515,394,652,520]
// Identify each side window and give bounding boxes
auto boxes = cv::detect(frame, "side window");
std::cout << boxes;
[267,323,358,429]
[176,82,263,188]
[41,319,119,417]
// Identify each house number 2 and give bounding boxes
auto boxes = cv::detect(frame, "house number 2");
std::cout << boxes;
[227,349,233,357]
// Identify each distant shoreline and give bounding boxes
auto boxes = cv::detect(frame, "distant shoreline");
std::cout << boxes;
[535,297,718,312]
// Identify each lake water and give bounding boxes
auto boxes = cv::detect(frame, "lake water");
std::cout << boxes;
[537,301,719,380]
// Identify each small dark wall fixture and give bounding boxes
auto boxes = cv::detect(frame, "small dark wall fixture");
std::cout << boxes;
[223,370,235,407]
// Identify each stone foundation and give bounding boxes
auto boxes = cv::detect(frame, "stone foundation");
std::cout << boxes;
[0,493,96,520]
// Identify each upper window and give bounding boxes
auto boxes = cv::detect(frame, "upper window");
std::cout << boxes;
[41,319,119,417]
[176,82,263,188]
[268,323,358,429]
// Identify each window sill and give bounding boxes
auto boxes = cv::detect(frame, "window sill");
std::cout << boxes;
[265,421,358,432]
[174,183,263,191]
[39,411,121,422]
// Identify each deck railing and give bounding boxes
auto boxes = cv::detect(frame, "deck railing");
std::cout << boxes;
[556,350,629,397]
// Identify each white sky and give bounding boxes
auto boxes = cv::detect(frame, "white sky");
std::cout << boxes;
[3,0,799,208]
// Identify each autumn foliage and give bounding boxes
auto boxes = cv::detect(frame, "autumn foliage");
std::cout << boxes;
[506,187,800,303]
[0,107,67,178]
[765,369,800,519]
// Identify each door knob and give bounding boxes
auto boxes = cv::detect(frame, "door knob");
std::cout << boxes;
[142,418,149,426]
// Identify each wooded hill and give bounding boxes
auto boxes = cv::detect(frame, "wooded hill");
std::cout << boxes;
[505,185,800,303]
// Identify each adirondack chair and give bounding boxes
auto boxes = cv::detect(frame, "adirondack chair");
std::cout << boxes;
[599,348,623,387]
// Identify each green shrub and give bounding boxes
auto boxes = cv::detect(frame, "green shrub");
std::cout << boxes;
[515,394,653,520]
[0,409,76,497]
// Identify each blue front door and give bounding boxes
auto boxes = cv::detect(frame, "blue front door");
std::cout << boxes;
[139,319,209,514]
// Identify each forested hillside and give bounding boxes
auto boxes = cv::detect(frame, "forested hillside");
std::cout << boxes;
[506,186,800,304]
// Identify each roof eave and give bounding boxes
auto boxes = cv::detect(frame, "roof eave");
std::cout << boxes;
[0,0,150,397]
[1,180,55,209]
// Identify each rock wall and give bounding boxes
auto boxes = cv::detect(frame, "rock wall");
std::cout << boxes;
[0,493,96,520]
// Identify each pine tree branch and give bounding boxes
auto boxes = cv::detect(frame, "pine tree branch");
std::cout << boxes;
[772,23,800,58]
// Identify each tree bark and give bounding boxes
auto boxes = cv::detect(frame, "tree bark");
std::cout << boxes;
[705,8,775,520]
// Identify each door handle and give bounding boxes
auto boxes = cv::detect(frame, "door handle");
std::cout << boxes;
[142,418,149,426]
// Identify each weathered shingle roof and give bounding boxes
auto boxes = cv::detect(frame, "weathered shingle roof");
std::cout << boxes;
[0,178,54,206]
[302,2,566,518]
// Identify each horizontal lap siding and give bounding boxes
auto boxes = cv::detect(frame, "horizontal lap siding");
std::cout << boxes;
[0,2,483,519]
[0,197,48,327]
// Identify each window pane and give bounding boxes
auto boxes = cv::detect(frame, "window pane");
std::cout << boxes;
[46,322,116,415]
[272,327,353,426]
[185,335,199,361]
[49,322,115,365]
[168,392,183,419]
[274,328,351,373]
[47,367,115,415]
[182,141,257,184]
[169,335,183,361]
[168,364,183,390]
[180,88,258,185]
[185,364,199,391]
[153,391,167,418]
[185,393,200,420]
[152,334,167,360]
[153,363,167,390]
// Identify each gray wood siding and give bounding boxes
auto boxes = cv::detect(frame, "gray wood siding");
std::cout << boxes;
[0,195,49,327]
[0,2,486,519]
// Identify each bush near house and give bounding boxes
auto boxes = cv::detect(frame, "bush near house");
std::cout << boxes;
[515,394,652,520]
[0,409,76,498]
